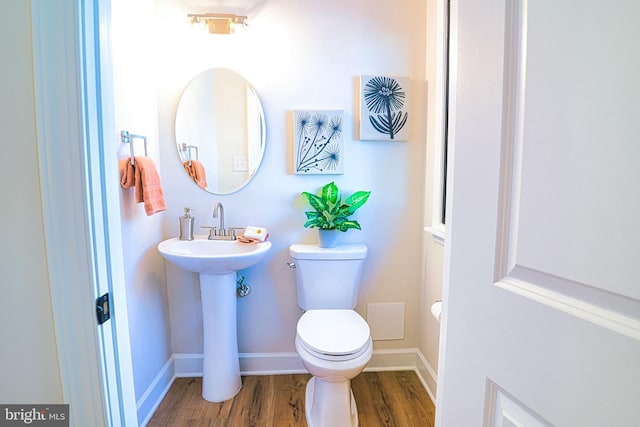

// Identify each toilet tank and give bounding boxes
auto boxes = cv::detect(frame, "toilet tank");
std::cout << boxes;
[289,244,368,310]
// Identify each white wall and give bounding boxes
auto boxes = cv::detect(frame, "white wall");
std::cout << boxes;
[0,1,63,403]
[153,0,429,356]
[111,0,173,405]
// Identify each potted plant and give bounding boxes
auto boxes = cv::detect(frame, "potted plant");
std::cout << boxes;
[301,181,371,248]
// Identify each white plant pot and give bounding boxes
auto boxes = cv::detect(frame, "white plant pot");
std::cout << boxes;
[318,229,340,248]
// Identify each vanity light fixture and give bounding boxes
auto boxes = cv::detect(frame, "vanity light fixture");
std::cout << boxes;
[188,13,248,35]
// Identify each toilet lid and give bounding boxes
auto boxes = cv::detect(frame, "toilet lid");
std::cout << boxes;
[297,310,370,356]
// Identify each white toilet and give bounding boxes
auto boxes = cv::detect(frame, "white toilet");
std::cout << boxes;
[289,243,373,427]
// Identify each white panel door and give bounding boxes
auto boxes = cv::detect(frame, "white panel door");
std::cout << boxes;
[437,1,640,426]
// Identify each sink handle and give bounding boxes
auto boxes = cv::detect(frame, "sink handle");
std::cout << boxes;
[228,227,245,239]
[201,225,216,239]
[286,262,296,269]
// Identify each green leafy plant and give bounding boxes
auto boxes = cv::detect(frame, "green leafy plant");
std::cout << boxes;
[302,182,371,231]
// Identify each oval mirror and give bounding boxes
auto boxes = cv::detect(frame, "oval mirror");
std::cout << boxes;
[175,68,266,194]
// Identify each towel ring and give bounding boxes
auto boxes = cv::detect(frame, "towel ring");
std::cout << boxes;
[121,130,148,165]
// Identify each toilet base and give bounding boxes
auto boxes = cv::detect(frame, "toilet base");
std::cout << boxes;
[305,377,359,427]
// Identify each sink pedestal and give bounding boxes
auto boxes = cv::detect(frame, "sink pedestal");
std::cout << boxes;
[200,272,241,402]
[157,237,272,402]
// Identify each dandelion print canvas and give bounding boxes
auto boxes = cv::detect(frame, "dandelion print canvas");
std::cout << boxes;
[358,75,409,141]
[293,109,345,175]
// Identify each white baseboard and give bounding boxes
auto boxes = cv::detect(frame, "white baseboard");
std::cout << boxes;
[170,352,308,377]
[365,348,421,371]
[137,356,175,427]
[173,353,204,377]
[240,352,307,375]
[137,349,437,426]
[414,349,438,404]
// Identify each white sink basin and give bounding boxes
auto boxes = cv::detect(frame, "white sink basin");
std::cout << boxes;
[157,235,271,402]
[157,235,271,274]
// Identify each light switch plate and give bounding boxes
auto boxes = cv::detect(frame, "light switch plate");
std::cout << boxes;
[232,156,248,172]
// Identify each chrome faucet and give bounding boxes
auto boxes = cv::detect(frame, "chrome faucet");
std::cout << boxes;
[212,201,225,231]
[203,202,239,240]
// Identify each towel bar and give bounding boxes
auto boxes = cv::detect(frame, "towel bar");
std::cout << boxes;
[180,142,199,166]
[121,130,148,165]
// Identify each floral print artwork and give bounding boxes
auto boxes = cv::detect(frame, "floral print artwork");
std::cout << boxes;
[359,75,409,141]
[293,110,344,175]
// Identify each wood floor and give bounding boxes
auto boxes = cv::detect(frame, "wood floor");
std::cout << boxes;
[147,371,435,426]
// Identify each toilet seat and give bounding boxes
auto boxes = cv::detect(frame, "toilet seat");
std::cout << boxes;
[297,309,371,361]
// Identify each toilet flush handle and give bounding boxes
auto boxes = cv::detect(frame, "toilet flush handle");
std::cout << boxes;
[286,262,296,268]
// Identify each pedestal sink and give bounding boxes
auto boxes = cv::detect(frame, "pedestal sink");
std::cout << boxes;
[157,235,271,402]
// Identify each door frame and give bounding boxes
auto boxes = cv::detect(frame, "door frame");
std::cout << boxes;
[434,0,459,421]
[31,0,137,425]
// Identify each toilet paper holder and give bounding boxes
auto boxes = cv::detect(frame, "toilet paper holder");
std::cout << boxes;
[431,300,442,323]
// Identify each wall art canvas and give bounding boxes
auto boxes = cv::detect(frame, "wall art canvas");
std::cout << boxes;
[293,109,345,175]
[358,75,409,141]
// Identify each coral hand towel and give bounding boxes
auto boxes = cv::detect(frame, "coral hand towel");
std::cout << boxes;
[183,160,208,189]
[134,156,166,215]
[120,159,136,190]
[119,157,166,215]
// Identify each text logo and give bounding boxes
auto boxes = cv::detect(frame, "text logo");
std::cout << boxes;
[0,405,69,426]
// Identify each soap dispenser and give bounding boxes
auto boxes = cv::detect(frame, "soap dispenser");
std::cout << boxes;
[179,208,195,241]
